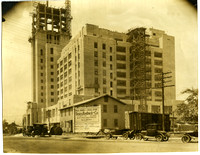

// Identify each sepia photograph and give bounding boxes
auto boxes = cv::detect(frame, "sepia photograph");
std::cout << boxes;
[1,0,198,153]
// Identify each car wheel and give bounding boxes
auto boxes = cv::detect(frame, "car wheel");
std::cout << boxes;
[123,133,129,140]
[163,136,169,141]
[136,134,143,140]
[181,135,191,143]
[156,135,163,142]
[105,133,111,140]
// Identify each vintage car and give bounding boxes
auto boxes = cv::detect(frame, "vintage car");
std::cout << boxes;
[31,123,50,137]
[181,131,198,143]
[139,123,170,142]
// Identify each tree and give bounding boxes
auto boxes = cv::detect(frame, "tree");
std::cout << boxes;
[176,88,198,123]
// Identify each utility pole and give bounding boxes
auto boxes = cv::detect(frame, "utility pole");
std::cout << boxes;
[161,72,175,131]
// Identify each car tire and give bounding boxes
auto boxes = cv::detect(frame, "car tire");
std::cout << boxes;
[105,133,111,140]
[156,135,163,142]
[137,134,143,140]
[123,133,129,140]
[181,135,191,143]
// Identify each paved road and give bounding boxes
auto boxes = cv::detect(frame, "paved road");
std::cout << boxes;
[3,135,198,153]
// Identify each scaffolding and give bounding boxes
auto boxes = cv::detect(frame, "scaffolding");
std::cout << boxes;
[31,0,72,39]
[127,28,151,112]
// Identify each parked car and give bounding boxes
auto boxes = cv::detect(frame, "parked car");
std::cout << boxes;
[31,123,50,137]
[139,123,170,142]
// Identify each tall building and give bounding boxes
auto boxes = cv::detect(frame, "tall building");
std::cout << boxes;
[57,24,132,109]
[29,1,72,123]
[57,24,175,114]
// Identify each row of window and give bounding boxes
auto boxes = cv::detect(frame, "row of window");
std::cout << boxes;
[103,105,118,113]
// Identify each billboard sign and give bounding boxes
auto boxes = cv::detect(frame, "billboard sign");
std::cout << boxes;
[74,106,101,132]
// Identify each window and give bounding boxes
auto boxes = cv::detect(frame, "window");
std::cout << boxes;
[154,60,163,66]
[95,88,98,93]
[116,55,126,61]
[110,81,113,87]
[41,99,43,102]
[94,51,98,57]
[50,78,54,82]
[152,105,160,113]
[50,48,53,54]
[117,89,126,94]
[117,72,126,78]
[155,68,162,73]
[110,47,112,53]
[114,119,118,127]
[60,67,63,73]
[103,105,107,113]
[103,70,106,76]
[114,105,118,113]
[41,73,43,76]
[50,72,54,75]
[94,42,98,48]
[103,119,107,127]
[103,52,106,58]
[154,52,162,58]
[155,75,162,81]
[40,49,43,55]
[94,60,98,66]
[50,57,54,62]
[64,72,67,77]
[110,56,112,61]
[103,61,106,67]
[110,64,113,70]
[116,46,126,52]
[103,87,107,93]
[40,59,43,63]
[68,60,72,67]
[68,68,72,75]
[68,53,72,59]
[64,64,67,70]
[103,78,106,84]
[117,80,126,86]
[51,85,54,89]
[102,43,106,50]
[110,73,113,79]
[51,92,54,95]
[41,86,43,90]
[64,57,67,63]
[41,66,43,70]
[51,65,54,69]
[41,92,43,96]
[41,79,43,83]
[51,98,54,102]
[110,90,113,96]
[155,91,162,97]
[94,69,98,75]
[117,63,126,69]
[60,60,63,66]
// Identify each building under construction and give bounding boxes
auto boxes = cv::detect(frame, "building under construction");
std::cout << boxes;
[28,0,72,124]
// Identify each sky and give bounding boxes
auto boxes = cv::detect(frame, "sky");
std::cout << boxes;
[1,0,198,125]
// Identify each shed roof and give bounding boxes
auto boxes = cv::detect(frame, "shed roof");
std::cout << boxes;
[60,94,126,110]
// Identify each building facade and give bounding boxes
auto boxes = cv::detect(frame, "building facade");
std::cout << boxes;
[29,2,72,123]
[57,24,175,114]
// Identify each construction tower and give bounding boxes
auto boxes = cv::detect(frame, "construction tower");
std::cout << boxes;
[127,28,151,112]
[29,1,72,123]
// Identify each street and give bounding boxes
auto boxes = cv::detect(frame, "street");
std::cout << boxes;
[3,135,198,153]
